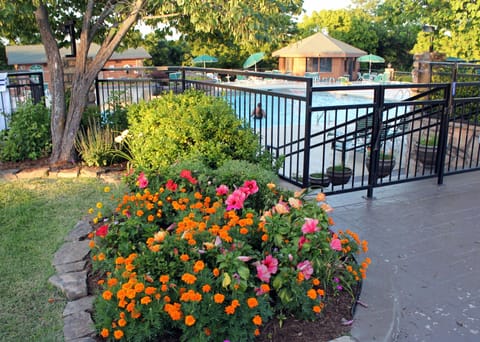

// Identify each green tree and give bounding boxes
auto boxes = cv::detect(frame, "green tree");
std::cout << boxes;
[0,0,303,165]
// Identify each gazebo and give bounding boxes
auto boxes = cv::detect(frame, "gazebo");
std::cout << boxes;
[272,32,367,80]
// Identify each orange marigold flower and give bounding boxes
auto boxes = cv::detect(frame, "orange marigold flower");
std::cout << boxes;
[107,278,118,287]
[145,287,156,295]
[202,284,211,293]
[254,328,261,336]
[193,260,205,273]
[131,310,141,319]
[260,284,270,292]
[89,240,95,249]
[252,315,262,325]
[134,283,145,293]
[147,214,155,222]
[115,257,125,265]
[181,273,197,285]
[231,299,240,308]
[113,329,124,340]
[97,279,105,285]
[239,227,249,235]
[180,254,190,262]
[126,301,136,313]
[100,328,109,338]
[307,289,317,300]
[159,275,169,284]
[102,290,113,301]
[213,293,225,304]
[297,272,305,282]
[247,297,258,308]
[225,305,236,315]
[261,234,268,242]
[317,289,325,296]
[161,284,168,292]
[185,315,196,326]
[312,278,320,286]
[313,305,322,313]
[118,318,127,327]
[140,296,152,305]
[136,210,144,217]
[316,192,326,202]
[212,268,220,277]
[204,327,211,336]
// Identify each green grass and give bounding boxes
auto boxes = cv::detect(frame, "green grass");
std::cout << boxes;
[0,178,126,341]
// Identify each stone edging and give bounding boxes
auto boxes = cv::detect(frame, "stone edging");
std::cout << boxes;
[0,165,123,183]
[49,219,98,342]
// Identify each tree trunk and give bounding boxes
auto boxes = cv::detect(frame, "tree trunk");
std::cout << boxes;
[34,0,146,166]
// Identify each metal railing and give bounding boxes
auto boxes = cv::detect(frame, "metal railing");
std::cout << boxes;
[0,71,45,130]
[94,67,480,197]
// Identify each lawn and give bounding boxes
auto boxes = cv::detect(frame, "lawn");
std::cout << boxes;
[0,178,126,341]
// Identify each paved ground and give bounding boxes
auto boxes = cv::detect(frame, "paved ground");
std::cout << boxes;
[324,171,480,342]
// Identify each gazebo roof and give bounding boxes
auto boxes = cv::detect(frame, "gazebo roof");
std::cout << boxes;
[272,32,367,58]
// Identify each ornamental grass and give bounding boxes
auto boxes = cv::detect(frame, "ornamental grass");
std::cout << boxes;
[90,170,370,341]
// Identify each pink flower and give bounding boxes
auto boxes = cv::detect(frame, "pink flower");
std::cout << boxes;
[225,189,247,211]
[240,180,259,195]
[237,256,252,262]
[180,169,197,184]
[95,224,109,237]
[137,172,148,189]
[301,218,319,235]
[263,255,278,274]
[256,264,271,282]
[330,238,342,251]
[216,184,229,196]
[165,179,178,191]
[297,260,314,280]
[298,236,310,250]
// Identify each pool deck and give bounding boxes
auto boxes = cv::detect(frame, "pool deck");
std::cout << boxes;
[282,170,480,342]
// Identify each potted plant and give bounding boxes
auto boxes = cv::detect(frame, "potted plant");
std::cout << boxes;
[415,135,438,168]
[308,172,330,188]
[366,152,396,178]
[326,165,352,186]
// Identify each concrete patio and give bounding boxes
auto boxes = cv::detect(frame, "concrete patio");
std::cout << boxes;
[325,171,480,341]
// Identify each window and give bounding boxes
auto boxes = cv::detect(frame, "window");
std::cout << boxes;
[306,58,332,73]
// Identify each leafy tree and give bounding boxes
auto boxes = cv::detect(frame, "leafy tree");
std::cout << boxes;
[0,0,303,165]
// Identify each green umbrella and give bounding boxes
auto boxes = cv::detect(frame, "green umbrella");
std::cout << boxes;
[193,54,218,68]
[243,52,265,71]
[357,54,385,74]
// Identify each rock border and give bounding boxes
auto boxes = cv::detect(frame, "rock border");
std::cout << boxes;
[49,219,98,342]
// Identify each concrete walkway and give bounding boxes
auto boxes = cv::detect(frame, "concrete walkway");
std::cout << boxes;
[325,172,480,342]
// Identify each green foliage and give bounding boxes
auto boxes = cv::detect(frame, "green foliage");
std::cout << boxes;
[126,90,265,171]
[0,100,51,161]
[102,91,130,131]
[74,119,121,167]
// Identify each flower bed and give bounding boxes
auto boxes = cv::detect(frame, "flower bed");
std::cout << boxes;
[88,170,370,341]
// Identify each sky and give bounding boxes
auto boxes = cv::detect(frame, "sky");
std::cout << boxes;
[302,0,353,15]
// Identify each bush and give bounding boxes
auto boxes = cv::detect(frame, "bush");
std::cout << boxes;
[126,90,266,171]
[89,171,370,342]
[0,100,51,161]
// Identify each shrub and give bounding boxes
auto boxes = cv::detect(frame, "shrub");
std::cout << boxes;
[0,100,51,161]
[126,90,266,171]
[89,171,370,341]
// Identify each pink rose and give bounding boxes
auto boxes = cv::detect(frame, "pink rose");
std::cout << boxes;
[301,218,319,235]
[137,172,148,189]
[256,264,271,282]
[297,260,314,280]
[240,180,259,195]
[225,189,246,211]
[216,184,229,196]
[165,179,178,191]
[330,238,342,251]
[263,255,278,274]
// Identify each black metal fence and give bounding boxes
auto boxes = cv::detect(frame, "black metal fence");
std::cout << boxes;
[95,66,480,197]
[0,71,46,130]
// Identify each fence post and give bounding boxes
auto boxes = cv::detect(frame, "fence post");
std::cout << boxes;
[366,85,385,198]
[437,83,453,185]
[302,78,313,189]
